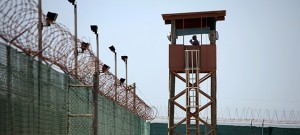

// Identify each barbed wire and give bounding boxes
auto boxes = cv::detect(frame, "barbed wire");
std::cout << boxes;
[154,106,300,125]
[0,0,155,120]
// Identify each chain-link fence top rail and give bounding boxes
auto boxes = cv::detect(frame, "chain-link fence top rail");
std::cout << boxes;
[0,0,155,120]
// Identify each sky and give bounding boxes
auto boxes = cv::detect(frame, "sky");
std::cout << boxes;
[42,0,300,117]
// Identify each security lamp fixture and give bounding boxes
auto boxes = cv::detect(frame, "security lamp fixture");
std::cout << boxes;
[167,32,171,42]
[167,32,178,42]
[68,0,76,5]
[128,84,134,89]
[80,42,90,53]
[109,45,116,53]
[46,12,58,26]
[102,64,110,73]
[90,25,98,34]
[121,56,128,62]
[216,31,219,40]
[120,78,126,84]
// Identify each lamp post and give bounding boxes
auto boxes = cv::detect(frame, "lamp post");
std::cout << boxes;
[38,0,42,57]
[90,25,99,135]
[37,1,57,134]
[109,45,117,101]
[121,55,128,107]
[37,1,42,134]
[68,0,78,79]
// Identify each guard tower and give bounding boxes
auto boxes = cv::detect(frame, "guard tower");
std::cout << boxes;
[162,10,226,135]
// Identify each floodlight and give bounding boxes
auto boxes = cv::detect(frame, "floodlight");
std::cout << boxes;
[109,45,116,53]
[90,25,98,34]
[46,12,58,25]
[121,56,128,62]
[120,78,126,84]
[80,42,90,53]
[167,32,178,42]
[102,64,110,73]
[68,0,76,5]
[167,32,171,41]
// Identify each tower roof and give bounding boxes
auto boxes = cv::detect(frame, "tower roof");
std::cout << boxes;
[162,10,226,29]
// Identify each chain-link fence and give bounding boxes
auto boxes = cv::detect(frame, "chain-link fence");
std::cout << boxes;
[0,42,150,135]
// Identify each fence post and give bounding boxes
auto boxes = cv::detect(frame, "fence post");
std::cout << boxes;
[262,119,264,135]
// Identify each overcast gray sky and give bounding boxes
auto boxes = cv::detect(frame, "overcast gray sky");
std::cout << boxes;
[43,0,300,116]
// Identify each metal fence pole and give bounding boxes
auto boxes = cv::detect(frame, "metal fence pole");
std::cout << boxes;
[93,32,100,135]
[262,119,264,135]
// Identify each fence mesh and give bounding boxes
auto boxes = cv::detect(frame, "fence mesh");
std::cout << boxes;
[0,42,150,135]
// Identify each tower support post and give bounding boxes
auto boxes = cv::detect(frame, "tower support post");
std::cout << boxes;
[211,72,217,135]
[168,71,175,135]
